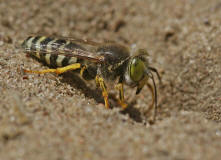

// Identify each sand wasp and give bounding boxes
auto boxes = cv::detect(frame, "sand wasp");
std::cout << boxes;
[21,36,161,122]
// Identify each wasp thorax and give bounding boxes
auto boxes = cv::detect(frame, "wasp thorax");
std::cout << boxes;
[129,57,146,82]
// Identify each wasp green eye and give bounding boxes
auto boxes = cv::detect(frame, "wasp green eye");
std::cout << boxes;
[129,58,145,82]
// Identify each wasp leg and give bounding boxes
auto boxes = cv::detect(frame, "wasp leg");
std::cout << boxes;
[147,71,158,124]
[115,83,128,109]
[149,67,161,83]
[95,75,109,109]
[24,63,81,75]
[136,77,157,123]
[80,65,87,77]
[145,82,155,114]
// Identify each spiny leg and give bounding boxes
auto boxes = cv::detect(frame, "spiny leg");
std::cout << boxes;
[24,63,81,75]
[95,75,109,109]
[115,83,128,109]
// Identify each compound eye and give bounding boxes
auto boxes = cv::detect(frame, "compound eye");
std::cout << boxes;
[129,58,145,82]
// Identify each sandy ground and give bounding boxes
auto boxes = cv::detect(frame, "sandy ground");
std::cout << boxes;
[1,0,221,159]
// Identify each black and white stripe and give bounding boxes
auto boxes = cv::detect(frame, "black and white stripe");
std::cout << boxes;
[22,36,79,67]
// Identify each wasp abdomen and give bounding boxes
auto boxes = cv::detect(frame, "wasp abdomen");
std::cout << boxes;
[22,36,79,67]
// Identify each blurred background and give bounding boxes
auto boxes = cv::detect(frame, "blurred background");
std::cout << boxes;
[0,0,221,159]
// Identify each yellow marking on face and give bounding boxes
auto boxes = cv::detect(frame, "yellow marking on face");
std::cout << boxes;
[45,54,51,65]
[56,55,65,67]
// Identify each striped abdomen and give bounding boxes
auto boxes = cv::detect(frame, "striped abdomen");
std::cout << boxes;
[21,36,84,68]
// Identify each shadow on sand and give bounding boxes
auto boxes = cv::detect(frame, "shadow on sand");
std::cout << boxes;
[60,71,143,123]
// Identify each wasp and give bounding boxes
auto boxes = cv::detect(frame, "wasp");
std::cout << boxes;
[21,36,161,122]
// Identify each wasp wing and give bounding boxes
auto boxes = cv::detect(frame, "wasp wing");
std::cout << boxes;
[22,36,105,63]
[50,36,102,46]
[28,34,103,46]
[57,47,105,63]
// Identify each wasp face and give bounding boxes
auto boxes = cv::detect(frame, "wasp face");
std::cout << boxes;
[123,48,160,122]
[124,49,149,87]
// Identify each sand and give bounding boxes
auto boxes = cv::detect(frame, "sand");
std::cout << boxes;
[0,0,221,159]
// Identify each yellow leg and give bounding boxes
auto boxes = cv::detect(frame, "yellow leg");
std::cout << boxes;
[115,83,128,109]
[95,75,100,88]
[24,63,81,75]
[95,75,109,109]
[80,65,86,77]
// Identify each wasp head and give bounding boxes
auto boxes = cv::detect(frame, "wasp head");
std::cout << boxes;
[124,48,161,122]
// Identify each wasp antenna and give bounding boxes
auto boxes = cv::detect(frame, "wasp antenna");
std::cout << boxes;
[148,67,161,83]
